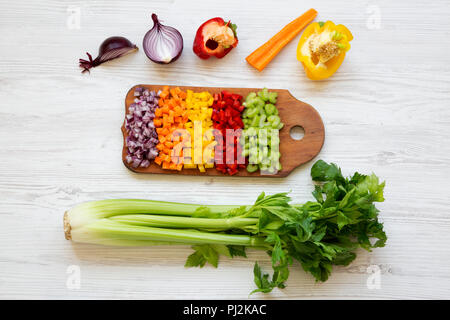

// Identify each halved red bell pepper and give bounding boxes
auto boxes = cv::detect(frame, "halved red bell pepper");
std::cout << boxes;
[193,18,238,59]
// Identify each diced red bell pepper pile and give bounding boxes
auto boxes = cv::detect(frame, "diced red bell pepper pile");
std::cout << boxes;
[212,91,246,175]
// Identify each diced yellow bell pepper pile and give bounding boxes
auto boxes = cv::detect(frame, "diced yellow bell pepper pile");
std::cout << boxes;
[183,90,216,172]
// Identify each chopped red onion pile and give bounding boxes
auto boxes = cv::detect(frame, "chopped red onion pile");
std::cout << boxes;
[124,87,160,168]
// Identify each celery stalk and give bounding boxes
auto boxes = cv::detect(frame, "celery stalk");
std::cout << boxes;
[64,200,258,247]
[70,219,265,247]
[110,214,258,230]
[66,199,245,230]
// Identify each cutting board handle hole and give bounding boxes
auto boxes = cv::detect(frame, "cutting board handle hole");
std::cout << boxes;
[290,125,305,141]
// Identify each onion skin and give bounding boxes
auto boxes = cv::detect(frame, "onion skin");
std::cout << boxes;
[79,36,138,73]
[143,13,184,64]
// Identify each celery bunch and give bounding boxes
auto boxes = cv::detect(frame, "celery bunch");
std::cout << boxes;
[64,160,387,294]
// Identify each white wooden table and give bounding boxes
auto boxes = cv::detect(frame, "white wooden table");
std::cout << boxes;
[1,0,449,299]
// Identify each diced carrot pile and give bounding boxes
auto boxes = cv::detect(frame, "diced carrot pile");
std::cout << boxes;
[153,86,188,170]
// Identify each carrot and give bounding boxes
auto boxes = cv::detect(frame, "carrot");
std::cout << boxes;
[163,128,171,136]
[246,8,317,71]
[160,87,169,100]
[153,87,188,170]
[165,141,174,148]
[162,162,170,169]
[153,118,162,127]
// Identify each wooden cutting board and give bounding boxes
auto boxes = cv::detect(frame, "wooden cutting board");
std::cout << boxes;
[122,85,325,177]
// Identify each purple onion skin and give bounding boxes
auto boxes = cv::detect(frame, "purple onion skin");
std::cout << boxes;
[143,13,183,64]
[79,36,138,73]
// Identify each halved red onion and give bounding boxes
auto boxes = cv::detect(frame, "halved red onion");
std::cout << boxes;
[79,36,138,73]
[143,14,183,64]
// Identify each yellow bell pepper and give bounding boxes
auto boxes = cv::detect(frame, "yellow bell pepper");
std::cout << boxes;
[297,21,353,80]
[184,90,215,171]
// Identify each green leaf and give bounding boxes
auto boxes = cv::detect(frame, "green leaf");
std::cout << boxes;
[349,172,367,185]
[227,245,247,258]
[310,225,327,242]
[253,262,263,288]
[322,181,339,199]
[313,261,332,282]
[255,192,291,207]
[271,240,284,266]
[264,219,285,231]
[250,192,298,223]
[354,195,373,210]
[337,188,356,209]
[257,210,271,231]
[272,264,289,288]
[295,215,315,242]
[366,221,387,248]
[356,174,385,202]
[192,206,220,218]
[315,242,338,261]
[256,192,266,203]
[251,262,275,294]
[211,244,232,258]
[265,232,278,243]
[318,21,325,27]
[185,250,206,268]
[311,160,344,183]
[312,185,324,203]
[184,245,219,268]
[263,206,297,222]
[332,251,356,266]
[337,210,361,229]
[225,205,247,218]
